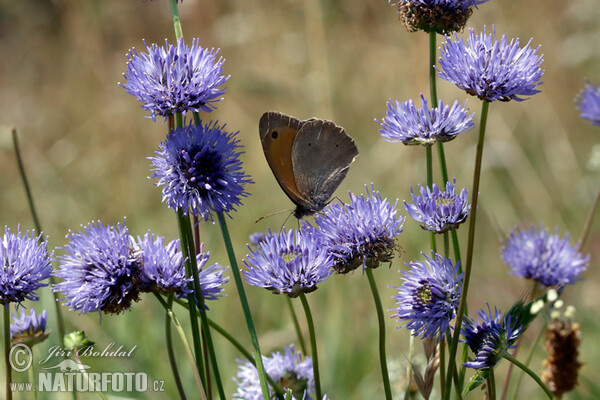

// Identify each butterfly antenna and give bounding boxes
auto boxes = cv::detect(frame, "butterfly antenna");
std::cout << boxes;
[255,209,293,224]
[329,195,346,207]
[280,212,294,232]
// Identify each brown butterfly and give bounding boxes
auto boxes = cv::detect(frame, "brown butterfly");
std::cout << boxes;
[259,111,359,219]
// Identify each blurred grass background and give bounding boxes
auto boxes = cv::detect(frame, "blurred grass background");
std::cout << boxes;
[1,0,600,398]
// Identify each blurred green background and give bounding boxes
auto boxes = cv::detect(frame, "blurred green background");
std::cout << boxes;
[1,0,599,398]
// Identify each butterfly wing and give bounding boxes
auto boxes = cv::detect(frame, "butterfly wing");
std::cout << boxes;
[291,119,359,214]
[259,111,307,207]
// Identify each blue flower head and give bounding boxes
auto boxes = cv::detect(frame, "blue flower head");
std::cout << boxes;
[234,345,314,400]
[576,80,600,126]
[10,309,49,347]
[0,227,52,306]
[394,0,489,34]
[501,225,588,288]
[391,251,463,339]
[151,121,252,220]
[243,228,333,297]
[54,221,141,315]
[378,95,474,146]
[312,185,405,273]
[404,180,470,233]
[438,26,544,102]
[121,38,229,121]
[462,304,523,369]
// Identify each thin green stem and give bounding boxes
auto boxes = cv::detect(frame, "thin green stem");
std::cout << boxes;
[504,353,553,399]
[439,338,446,400]
[404,335,414,400]
[444,100,490,400]
[299,293,322,400]
[28,354,36,400]
[509,325,546,400]
[5,307,12,400]
[487,370,497,400]
[286,296,307,355]
[426,146,437,253]
[168,0,184,40]
[365,269,392,400]
[11,128,67,345]
[443,232,449,258]
[165,295,186,400]
[154,293,207,400]
[181,214,226,400]
[73,350,108,400]
[217,212,270,398]
[176,210,206,388]
[578,184,600,252]
[429,32,438,104]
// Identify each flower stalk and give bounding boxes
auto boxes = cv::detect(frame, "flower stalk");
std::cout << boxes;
[299,293,322,400]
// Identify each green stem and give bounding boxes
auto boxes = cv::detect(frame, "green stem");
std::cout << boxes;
[578,183,600,252]
[73,350,108,400]
[286,296,307,355]
[444,100,490,400]
[404,335,414,400]
[429,31,438,104]
[176,210,206,388]
[504,353,553,399]
[4,307,12,400]
[181,214,226,400]
[154,293,207,400]
[443,232,449,258]
[27,354,36,400]
[299,294,322,400]
[509,325,546,400]
[439,339,446,400]
[217,212,271,398]
[168,0,184,40]
[487,370,496,400]
[426,146,437,253]
[11,128,67,345]
[365,269,392,400]
[165,294,187,400]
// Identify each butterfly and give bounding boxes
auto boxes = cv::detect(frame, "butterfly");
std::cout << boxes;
[259,111,359,219]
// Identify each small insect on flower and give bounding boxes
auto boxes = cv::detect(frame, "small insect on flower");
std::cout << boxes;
[243,228,333,297]
[391,251,463,339]
[151,121,253,221]
[575,80,600,126]
[234,345,314,400]
[377,95,474,146]
[312,185,405,273]
[501,225,589,289]
[121,38,229,121]
[10,309,50,347]
[394,0,490,35]
[438,26,544,102]
[0,227,53,307]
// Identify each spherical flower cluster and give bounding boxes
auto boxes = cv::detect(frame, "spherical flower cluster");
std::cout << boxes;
[462,305,523,369]
[501,225,588,288]
[312,185,405,273]
[404,180,470,233]
[391,251,463,339]
[54,221,227,314]
[0,227,52,306]
[151,121,252,220]
[575,80,600,126]
[234,345,314,400]
[121,38,229,121]
[378,96,474,146]
[243,228,333,297]
[10,309,49,347]
[394,0,489,34]
[438,26,544,102]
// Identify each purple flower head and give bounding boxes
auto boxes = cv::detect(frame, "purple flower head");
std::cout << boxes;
[391,251,463,339]
[0,227,52,306]
[404,180,470,233]
[135,232,192,298]
[501,225,588,288]
[438,26,544,102]
[10,309,49,347]
[312,185,405,273]
[575,80,600,126]
[234,344,314,400]
[243,228,333,297]
[462,304,523,369]
[54,221,141,315]
[378,95,474,146]
[121,38,229,121]
[393,0,489,34]
[151,121,252,220]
